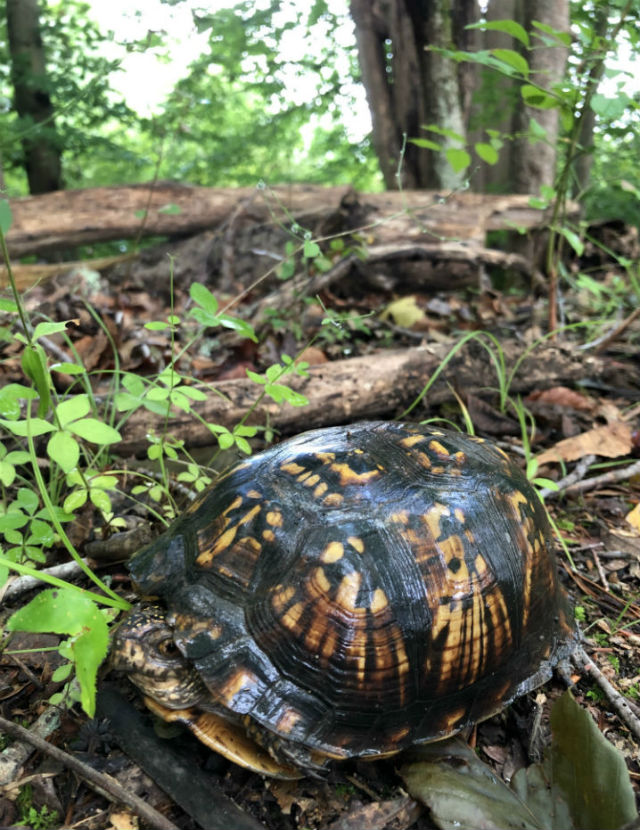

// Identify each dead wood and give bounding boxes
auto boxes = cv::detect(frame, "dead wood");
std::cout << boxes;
[6,182,575,258]
[114,341,602,456]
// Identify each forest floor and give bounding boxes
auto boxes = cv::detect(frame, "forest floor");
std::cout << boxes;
[0,197,639,830]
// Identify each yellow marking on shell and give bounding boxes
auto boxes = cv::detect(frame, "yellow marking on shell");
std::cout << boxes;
[320,624,339,662]
[347,629,368,686]
[330,462,380,486]
[370,587,389,614]
[303,473,320,487]
[218,668,259,707]
[431,466,445,475]
[465,529,475,544]
[323,492,344,507]
[271,584,296,613]
[281,601,306,633]
[314,481,328,498]
[414,451,432,469]
[275,708,302,736]
[440,534,466,572]
[321,541,344,563]
[281,461,306,476]
[390,510,409,525]
[429,439,450,457]
[239,504,261,525]
[348,536,365,554]
[454,507,465,524]
[453,451,466,464]
[400,434,426,448]
[335,571,362,612]
[262,529,275,542]
[266,510,283,527]
[246,489,262,499]
[297,470,312,482]
[423,502,450,542]
[315,451,336,464]
[474,554,488,576]
[312,567,332,594]
[196,525,238,565]
[224,495,243,515]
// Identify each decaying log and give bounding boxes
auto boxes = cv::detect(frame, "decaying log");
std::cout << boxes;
[115,340,601,456]
[6,182,575,258]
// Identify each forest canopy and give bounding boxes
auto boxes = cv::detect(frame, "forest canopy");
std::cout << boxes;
[1,0,640,223]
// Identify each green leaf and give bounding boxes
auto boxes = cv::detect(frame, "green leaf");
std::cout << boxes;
[7,588,109,716]
[246,369,266,386]
[521,85,558,110]
[52,663,73,682]
[550,690,637,830]
[400,738,542,829]
[491,48,529,77]
[144,321,171,331]
[218,432,235,450]
[530,21,571,47]
[0,513,29,531]
[63,489,88,513]
[234,436,252,455]
[21,345,51,417]
[32,321,69,342]
[558,227,584,256]
[0,460,16,487]
[0,298,18,313]
[303,239,320,259]
[27,518,55,546]
[0,384,36,419]
[50,362,85,375]
[590,92,630,121]
[422,124,465,143]
[89,488,112,514]
[218,313,258,342]
[466,19,530,48]
[17,488,38,515]
[47,430,80,473]
[475,142,499,165]
[445,147,471,173]
[56,395,90,426]
[190,282,218,315]
[409,137,442,151]
[0,199,12,234]
[0,418,53,437]
[67,419,121,444]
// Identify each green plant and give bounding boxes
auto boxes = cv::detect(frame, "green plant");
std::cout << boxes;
[0,202,311,718]
[16,785,59,830]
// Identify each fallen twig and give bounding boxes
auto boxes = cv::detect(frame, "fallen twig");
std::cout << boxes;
[0,713,180,830]
[563,458,640,496]
[572,646,640,742]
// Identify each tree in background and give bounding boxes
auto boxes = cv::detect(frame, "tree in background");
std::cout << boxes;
[6,0,63,193]
[350,0,571,193]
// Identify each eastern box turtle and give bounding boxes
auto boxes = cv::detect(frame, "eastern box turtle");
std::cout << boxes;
[112,421,576,777]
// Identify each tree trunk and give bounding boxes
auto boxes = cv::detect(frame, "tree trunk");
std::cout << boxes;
[350,0,479,189]
[6,0,63,194]
[511,0,570,194]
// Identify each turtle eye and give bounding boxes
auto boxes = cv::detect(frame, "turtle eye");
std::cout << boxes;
[158,637,179,658]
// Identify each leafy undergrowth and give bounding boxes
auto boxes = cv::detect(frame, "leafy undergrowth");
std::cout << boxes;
[0,200,638,829]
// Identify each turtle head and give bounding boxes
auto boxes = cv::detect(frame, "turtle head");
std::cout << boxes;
[111,604,206,709]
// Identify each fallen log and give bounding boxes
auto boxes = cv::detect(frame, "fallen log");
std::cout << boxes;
[6,182,574,258]
[114,340,601,456]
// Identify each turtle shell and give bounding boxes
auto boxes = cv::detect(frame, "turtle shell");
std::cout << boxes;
[127,421,576,768]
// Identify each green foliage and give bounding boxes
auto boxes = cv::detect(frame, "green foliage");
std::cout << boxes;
[16,786,59,830]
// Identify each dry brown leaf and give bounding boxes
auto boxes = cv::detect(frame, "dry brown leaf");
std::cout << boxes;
[536,421,632,465]
[527,385,596,412]
[625,503,640,532]
[108,811,138,830]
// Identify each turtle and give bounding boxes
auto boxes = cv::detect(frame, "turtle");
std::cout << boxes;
[111,421,576,777]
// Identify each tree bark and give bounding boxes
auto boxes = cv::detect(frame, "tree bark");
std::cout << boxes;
[350,0,479,189]
[511,0,570,194]
[6,0,63,194]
